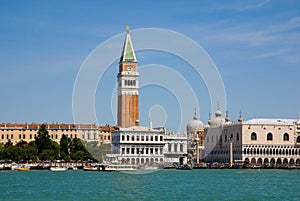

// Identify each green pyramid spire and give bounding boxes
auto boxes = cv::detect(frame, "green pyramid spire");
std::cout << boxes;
[120,26,137,62]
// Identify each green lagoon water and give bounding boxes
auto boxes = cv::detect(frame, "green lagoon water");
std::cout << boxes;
[0,169,299,201]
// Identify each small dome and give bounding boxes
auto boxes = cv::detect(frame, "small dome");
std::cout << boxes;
[210,116,225,127]
[187,111,204,132]
[209,109,225,127]
[215,110,222,117]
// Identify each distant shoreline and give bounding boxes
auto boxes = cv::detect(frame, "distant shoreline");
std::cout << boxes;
[1,162,300,171]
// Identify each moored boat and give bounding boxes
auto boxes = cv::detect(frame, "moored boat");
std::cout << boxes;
[103,164,137,172]
[176,164,192,170]
[83,165,99,171]
[11,163,18,170]
[139,166,159,170]
[49,167,68,171]
[15,165,31,171]
[0,164,4,170]
[176,156,193,170]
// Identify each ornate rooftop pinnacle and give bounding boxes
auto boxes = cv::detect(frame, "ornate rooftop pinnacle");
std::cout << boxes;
[238,110,243,122]
[193,108,198,120]
[120,25,137,62]
[225,110,230,122]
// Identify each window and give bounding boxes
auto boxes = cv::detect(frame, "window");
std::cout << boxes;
[283,133,289,141]
[251,132,257,141]
[131,136,134,141]
[136,136,139,141]
[236,133,239,141]
[30,134,32,139]
[174,144,177,152]
[160,136,163,141]
[121,135,125,141]
[108,136,110,140]
[23,134,25,139]
[267,133,273,141]
[19,134,22,139]
[155,136,158,141]
[11,134,13,139]
[297,136,300,143]
[127,135,130,141]
[1,134,4,139]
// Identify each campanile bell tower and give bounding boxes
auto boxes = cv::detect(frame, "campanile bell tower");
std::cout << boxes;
[117,26,139,128]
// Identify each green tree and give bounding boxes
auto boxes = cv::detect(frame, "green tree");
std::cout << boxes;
[69,138,94,161]
[69,138,85,153]
[35,124,52,154]
[0,143,5,160]
[3,146,24,162]
[4,140,13,148]
[39,141,60,161]
[60,134,70,161]
[23,141,38,161]
[16,140,28,148]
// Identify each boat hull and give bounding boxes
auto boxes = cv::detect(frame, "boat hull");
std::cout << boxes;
[176,165,192,170]
[49,167,68,171]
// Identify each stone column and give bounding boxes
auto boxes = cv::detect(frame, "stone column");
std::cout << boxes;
[230,141,233,167]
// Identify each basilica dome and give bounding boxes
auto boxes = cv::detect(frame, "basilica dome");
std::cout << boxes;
[209,109,225,127]
[187,112,204,132]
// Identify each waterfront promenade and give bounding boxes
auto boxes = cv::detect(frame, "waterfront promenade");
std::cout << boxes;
[1,161,300,170]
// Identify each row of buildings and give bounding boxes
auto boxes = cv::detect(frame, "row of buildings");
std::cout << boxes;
[0,123,115,145]
[2,26,300,167]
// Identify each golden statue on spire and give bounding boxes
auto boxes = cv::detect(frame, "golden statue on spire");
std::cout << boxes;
[126,25,130,31]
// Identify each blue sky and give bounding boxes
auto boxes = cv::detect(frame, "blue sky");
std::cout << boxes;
[0,0,299,132]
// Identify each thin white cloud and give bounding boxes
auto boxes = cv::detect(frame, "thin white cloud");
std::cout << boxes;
[212,0,271,11]
[185,16,300,64]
